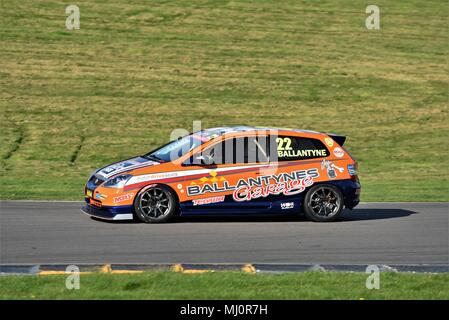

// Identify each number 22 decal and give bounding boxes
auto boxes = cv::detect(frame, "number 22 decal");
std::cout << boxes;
[276,137,292,151]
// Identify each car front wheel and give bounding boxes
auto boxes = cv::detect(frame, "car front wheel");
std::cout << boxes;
[134,184,177,223]
[303,184,344,222]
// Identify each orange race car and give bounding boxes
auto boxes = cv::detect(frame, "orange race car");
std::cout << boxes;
[82,126,360,223]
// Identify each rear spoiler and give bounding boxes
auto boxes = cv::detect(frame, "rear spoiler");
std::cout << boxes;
[326,133,346,146]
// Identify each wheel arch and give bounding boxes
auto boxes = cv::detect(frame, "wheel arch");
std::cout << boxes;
[133,182,181,216]
[300,181,345,212]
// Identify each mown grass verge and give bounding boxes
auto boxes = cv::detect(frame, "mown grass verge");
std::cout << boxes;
[1,271,448,299]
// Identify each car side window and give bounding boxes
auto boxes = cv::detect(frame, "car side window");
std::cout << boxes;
[247,136,270,163]
[234,136,270,163]
[203,139,228,165]
[270,136,329,161]
[188,136,270,165]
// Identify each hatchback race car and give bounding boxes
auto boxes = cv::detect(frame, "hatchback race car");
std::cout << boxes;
[82,126,360,223]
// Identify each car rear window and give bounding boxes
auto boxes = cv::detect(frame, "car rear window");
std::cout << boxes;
[271,136,329,161]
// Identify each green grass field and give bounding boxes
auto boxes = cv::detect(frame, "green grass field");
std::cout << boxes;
[1,271,448,299]
[0,0,447,201]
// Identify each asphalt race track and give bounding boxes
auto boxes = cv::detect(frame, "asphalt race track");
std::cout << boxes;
[0,201,448,265]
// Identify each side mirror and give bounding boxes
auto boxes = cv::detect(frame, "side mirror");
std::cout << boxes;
[195,155,214,165]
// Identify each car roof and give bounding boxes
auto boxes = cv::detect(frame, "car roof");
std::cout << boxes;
[197,126,324,138]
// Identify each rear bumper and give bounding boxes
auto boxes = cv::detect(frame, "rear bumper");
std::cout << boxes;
[82,199,134,220]
[328,179,361,209]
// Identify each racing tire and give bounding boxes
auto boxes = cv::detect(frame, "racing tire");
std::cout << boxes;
[303,184,344,222]
[134,184,177,223]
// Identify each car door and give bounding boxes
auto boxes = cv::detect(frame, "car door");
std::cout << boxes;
[181,134,274,214]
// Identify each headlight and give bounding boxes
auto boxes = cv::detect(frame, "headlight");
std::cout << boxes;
[103,174,132,188]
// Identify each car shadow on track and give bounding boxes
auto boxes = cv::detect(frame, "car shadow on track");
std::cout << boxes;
[91,208,416,224]
[339,208,417,222]
[175,208,417,223]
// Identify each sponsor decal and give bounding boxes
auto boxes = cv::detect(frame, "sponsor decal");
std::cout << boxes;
[177,183,185,194]
[278,149,327,158]
[276,137,327,158]
[190,170,226,185]
[125,164,269,187]
[187,168,319,199]
[193,196,225,206]
[97,157,159,179]
[113,193,134,204]
[321,160,344,179]
[333,147,345,158]
[347,164,357,176]
[90,199,102,207]
[192,133,211,143]
[281,202,294,210]
[324,137,334,147]
[128,172,179,184]
[234,175,314,202]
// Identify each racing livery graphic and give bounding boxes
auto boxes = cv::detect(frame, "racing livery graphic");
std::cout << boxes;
[82,127,361,222]
[321,160,344,179]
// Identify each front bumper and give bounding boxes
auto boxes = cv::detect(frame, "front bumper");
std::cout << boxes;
[82,199,134,220]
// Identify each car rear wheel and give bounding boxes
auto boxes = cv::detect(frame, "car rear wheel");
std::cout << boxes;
[303,184,344,222]
[134,184,177,223]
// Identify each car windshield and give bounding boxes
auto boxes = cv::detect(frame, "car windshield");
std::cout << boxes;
[144,133,208,162]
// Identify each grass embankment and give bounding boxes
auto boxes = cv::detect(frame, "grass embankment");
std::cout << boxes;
[1,271,448,300]
[0,1,448,201]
